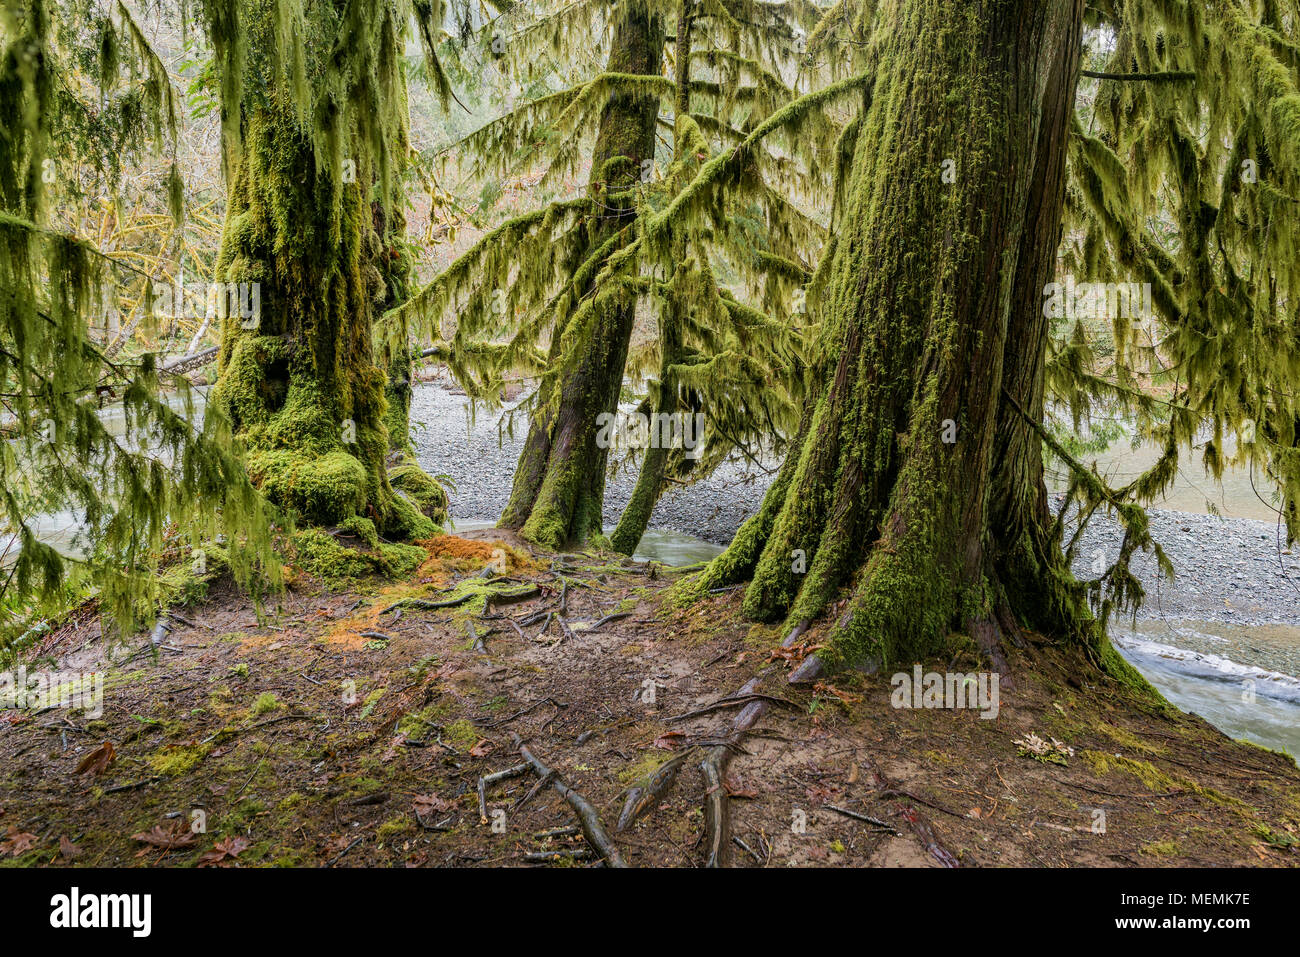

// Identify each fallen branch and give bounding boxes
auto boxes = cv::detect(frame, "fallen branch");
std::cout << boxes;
[525,848,591,862]
[825,804,900,834]
[160,345,219,376]
[477,763,530,823]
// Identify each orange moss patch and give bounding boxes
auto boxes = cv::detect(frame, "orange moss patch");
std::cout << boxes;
[420,536,501,562]
[319,578,448,648]
[414,536,538,577]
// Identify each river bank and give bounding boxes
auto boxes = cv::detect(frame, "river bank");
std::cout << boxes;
[411,377,1300,629]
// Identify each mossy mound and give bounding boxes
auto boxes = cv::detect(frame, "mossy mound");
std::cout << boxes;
[388,459,449,526]
[289,529,427,589]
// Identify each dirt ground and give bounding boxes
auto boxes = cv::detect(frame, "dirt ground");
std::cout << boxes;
[2,530,1298,868]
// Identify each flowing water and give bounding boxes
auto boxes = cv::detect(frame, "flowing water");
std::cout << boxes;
[1113,621,1300,759]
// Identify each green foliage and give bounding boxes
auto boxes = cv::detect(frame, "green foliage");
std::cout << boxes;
[0,0,278,648]
[386,0,855,548]
[1059,0,1300,548]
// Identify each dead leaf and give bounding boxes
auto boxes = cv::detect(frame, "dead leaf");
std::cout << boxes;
[1,826,37,857]
[131,821,197,851]
[724,774,759,799]
[413,793,455,814]
[381,733,407,762]
[75,741,116,776]
[197,836,249,867]
[652,730,686,750]
[468,738,494,757]
[58,836,82,860]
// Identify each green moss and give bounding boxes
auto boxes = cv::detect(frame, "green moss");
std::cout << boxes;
[388,462,448,525]
[149,742,211,776]
[249,692,279,717]
[377,816,415,841]
[338,516,380,548]
[289,529,426,587]
[441,718,480,751]
[1140,840,1181,857]
[618,751,671,785]
[358,688,385,719]
[383,492,438,541]
[1097,723,1164,755]
[1082,750,1247,808]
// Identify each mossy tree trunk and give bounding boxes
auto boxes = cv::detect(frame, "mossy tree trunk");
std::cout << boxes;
[693,0,1129,674]
[497,5,666,549]
[609,1,695,555]
[209,79,433,540]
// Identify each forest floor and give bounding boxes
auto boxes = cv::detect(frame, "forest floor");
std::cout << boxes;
[2,530,1299,868]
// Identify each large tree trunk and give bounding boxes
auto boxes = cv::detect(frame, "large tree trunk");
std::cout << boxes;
[209,91,433,541]
[692,0,1122,672]
[497,5,665,549]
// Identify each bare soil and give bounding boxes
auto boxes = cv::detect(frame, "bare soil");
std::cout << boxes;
[2,531,1298,868]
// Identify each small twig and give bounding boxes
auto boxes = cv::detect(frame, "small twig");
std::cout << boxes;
[825,804,900,834]
[327,837,363,867]
[477,763,530,823]
[732,835,764,863]
[525,848,591,862]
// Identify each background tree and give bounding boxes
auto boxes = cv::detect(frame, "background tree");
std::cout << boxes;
[389,0,844,549]
[0,0,276,643]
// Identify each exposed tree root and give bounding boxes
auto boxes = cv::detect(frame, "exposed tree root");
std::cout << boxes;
[511,733,627,868]
[617,747,698,831]
[698,745,731,867]
[864,757,961,867]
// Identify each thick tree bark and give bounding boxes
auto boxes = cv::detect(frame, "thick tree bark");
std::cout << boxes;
[498,5,665,549]
[692,0,1117,671]
[209,96,432,540]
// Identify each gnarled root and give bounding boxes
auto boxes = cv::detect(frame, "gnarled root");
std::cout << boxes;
[617,747,697,831]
